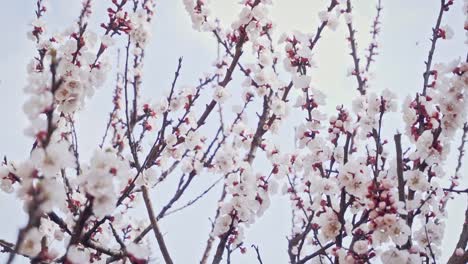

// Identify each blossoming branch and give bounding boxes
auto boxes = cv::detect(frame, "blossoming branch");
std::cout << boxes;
[0,0,467,263]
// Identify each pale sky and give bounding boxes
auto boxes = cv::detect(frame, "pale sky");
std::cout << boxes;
[0,0,467,263]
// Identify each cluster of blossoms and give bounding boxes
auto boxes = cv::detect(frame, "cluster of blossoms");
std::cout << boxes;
[1,0,468,264]
[80,150,131,217]
[352,89,397,138]
[183,0,216,32]
[1,0,160,263]
[205,0,281,251]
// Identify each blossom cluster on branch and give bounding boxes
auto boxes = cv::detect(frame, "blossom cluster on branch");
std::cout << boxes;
[0,0,467,264]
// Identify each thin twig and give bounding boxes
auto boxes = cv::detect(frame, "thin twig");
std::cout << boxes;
[345,0,366,95]
[424,225,437,264]
[251,245,264,264]
[422,0,447,96]
[164,176,223,217]
[365,0,383,72]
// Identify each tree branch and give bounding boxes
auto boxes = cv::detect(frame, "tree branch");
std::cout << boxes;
[251,245,264,264]
[448,205,468,264]
[141,185,174,264]
[394,133,406,203]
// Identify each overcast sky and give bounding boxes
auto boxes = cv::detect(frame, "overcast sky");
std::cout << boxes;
[0,0,467,263]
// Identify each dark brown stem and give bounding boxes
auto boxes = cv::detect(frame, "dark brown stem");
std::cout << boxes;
[141,185,174,264]
[122,36,141,170]
[117,58,186,206]
[296,242,335,264]
[200,186,227,264]
[164,176,223,217]
[1,239,33,260]
[365,0,383,72]
[447,206,468,264]
[196,39,244,129]
[308,0,339,50]
[251,245,264,264]
[454,124,468,179]
[444,188,468,194]
[345,0,366,95]
[211,225,234,264]
[422,0,447,96]
[66,198,93,250]
[394,133,406,203]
